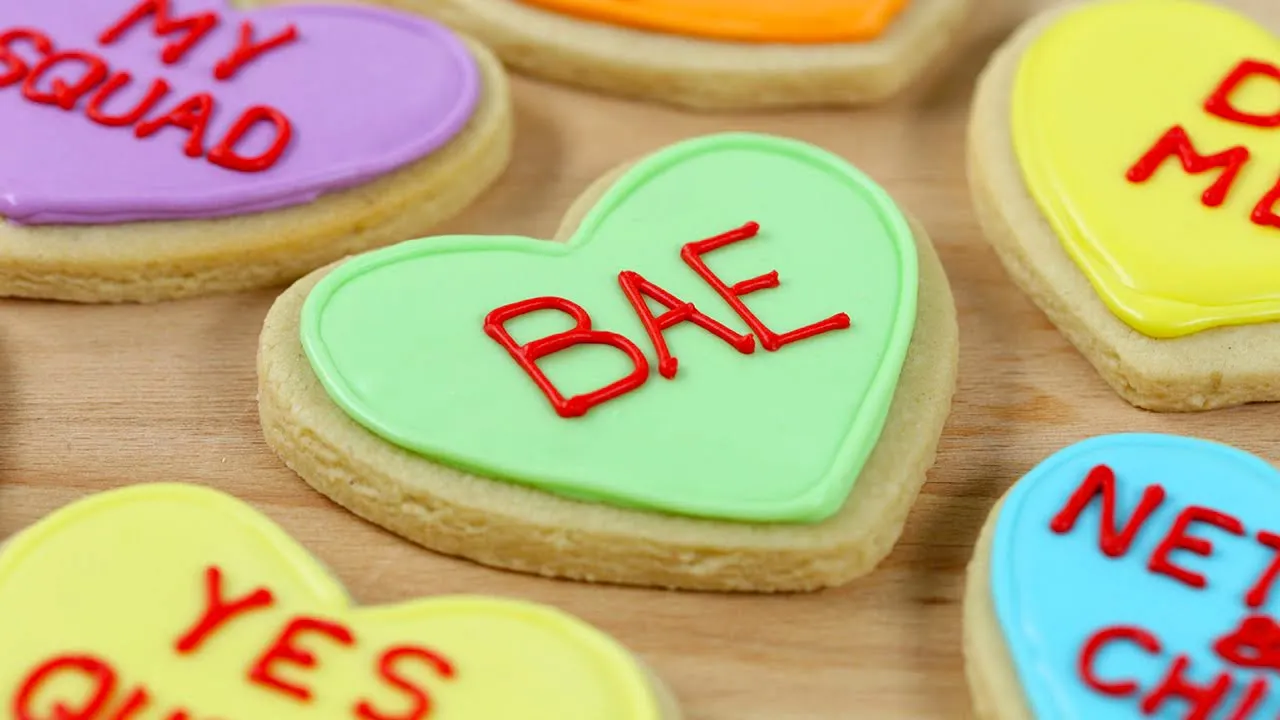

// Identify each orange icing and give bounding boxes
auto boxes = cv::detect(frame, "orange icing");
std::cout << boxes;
[511,0,910,44]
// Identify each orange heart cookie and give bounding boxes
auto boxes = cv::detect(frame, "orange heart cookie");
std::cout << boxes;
[508,0,909,44]
[329,0,973,110]
[969,0,1280,412]
[0,484,675,719]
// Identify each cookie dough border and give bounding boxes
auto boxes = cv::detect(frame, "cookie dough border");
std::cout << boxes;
[964,497,1033,720]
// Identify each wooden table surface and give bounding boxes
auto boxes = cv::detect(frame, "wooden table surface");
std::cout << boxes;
[3,1,1276,717]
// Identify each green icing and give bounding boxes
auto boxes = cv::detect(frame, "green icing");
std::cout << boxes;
[300,133,918,524]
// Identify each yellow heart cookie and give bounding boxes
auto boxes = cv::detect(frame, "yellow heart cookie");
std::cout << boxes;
[0,484,667,719]
[1013,0,1280,338]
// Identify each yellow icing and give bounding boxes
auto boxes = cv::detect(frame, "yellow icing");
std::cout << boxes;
[0,484,662,719]
[1012,0,1280,338]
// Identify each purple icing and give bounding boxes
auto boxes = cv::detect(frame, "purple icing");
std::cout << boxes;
[0,0,480,225]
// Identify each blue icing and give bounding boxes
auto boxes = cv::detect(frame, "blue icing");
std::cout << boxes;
[993,433,1280,719]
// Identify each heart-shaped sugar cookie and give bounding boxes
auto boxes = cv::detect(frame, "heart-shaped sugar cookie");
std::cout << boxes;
[967,434,1280,718]
[1,0,478,225]
[1011,0,1280,338]
[261,131,958,592]
[0,484,669,719]
[300,132,918,525]
[394,0,971,110]
[968,0,1280,411]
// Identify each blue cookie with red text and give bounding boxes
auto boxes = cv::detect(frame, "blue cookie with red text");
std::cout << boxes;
[966,433,1280,719]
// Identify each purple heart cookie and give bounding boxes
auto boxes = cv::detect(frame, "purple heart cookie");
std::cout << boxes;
[0,0,482,225]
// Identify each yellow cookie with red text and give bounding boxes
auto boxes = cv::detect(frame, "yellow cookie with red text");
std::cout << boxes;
[970,0,1280,411]
[0,0,510,303]
[0,483,677,719]
[257,133,959,592]
[256,0,974,110]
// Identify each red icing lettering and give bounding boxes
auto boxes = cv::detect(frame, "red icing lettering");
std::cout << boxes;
[1205,59,1280,129]
[1049,464,1166,558]
[1227,677,1269,720]
[1246,531,1280,608]
[214,21,299,81]
[617,269,755,379]
[1076,622,1276,718]
[1125,125,1251,208]
[109,688,150,720]
[86,73,171,128]
[1078,625,1162,697]
[109,688,194,720]
[134,92,215,158]
[109,690,193,720]
[12,655,115,720]
[1127,62,1280,229]
[207,105,293,172]
[22,51,108,111]
[248,616,356,702]
[0,28,54,87]
[484,296,650,418]
[681,221,850,352]
[1148,506,1244,589]
[109,693,192,720]
[0,24,292,174]
[354,646,456,720]
[1139,655,1231,719]
[1214,615,1280,671]
[98,0,220,65]
[1252,180,1280,231]
[175,565,275,654]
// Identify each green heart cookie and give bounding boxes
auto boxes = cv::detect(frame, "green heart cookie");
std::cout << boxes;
[301,133,918,524]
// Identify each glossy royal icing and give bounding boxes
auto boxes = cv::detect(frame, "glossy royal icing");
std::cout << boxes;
[301,133,919,525]
[1011,0,1280,338]
[509,0,910,44]
[0,0,479,225]
[992,434,1280,718]
[0,483,663,719]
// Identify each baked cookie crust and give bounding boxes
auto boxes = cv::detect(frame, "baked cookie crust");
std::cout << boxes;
[963,497,1033,720]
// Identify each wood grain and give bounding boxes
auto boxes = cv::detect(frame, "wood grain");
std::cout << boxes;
[2,0,1276,716]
